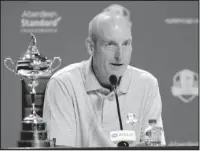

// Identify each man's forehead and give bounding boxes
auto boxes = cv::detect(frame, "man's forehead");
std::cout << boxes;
[100,35,132,43]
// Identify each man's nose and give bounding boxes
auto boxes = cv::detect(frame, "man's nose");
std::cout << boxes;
[114,47,123,61]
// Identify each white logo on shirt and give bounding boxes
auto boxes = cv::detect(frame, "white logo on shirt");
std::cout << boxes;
[126,113,138,127]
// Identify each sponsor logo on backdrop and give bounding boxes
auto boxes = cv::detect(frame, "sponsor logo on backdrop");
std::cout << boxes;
[20,10,62,33]
[165,18,198,25]
[171,69,198,103]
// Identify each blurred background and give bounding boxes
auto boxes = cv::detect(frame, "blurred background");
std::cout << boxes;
[1,1,199,148]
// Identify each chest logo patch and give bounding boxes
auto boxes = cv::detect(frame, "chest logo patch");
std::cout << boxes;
[126,113,138,126]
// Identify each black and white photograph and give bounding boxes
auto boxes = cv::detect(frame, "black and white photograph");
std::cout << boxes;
[1,1,199,149]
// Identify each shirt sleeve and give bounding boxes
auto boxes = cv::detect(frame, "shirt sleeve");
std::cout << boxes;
[43,77,76,147]
[140,78,166,145]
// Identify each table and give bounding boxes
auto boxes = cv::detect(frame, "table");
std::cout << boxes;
[7,145,199,150]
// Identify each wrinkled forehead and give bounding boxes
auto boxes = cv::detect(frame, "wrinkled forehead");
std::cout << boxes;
[94,13,132,42]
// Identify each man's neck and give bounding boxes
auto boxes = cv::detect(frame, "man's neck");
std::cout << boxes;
[91,58,121,91]
[91,59,111,90]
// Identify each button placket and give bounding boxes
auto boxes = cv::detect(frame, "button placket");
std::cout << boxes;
[95,91,104,124]
[102,92,119,130]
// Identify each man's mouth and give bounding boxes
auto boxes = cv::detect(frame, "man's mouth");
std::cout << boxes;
[111,63,123,66]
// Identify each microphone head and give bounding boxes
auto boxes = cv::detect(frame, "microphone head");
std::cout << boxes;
[117,141,129,147]
[109,75,118,86]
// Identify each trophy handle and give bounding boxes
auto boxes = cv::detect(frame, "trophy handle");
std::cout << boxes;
[50,57,62,72]
[4,57,16,73]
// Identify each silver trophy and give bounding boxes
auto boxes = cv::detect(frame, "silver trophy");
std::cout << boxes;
[4,33,61,148]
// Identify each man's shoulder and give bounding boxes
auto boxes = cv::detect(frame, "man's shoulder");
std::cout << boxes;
[127,65,158,83]
[51,60,86,80]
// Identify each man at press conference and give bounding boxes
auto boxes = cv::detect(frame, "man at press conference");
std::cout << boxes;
[43,4,166,147]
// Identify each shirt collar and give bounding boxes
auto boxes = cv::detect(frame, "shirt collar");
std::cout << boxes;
[118,66,132,94]
[84,57,102,92]
[84,57,132,94]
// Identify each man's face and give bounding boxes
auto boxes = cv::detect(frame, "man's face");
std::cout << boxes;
[92,15,132,81]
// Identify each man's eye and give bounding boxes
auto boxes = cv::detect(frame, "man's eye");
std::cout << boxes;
[123,42,130,46]
[106,43,114,46]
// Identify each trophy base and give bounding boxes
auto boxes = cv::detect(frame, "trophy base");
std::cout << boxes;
[18,140,54,148]
[20,130,48,140]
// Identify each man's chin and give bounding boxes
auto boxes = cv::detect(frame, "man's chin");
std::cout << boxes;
[108,66,127,77]
[109,70,124,77]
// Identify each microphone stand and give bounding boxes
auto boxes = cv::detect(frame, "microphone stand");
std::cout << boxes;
[112,86,123,131]
[112,85,129,147]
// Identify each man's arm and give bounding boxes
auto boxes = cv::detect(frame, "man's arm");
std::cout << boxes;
[43,77,76,147]
[140,77,166,145]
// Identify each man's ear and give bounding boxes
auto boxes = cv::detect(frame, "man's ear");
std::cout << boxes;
[85,37,95,56]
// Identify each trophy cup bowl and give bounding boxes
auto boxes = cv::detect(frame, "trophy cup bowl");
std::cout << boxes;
[4,33,61,148]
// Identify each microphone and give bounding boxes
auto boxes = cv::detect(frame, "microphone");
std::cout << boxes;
[109,75,123,130]
[109,75,118,87]
[109,75,130,147]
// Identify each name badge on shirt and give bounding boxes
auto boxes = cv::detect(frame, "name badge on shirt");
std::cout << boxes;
[110,130,136,143]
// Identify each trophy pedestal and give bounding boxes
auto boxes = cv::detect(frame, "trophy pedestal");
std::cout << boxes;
[18,140,54,148]
[17,113,56,148]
